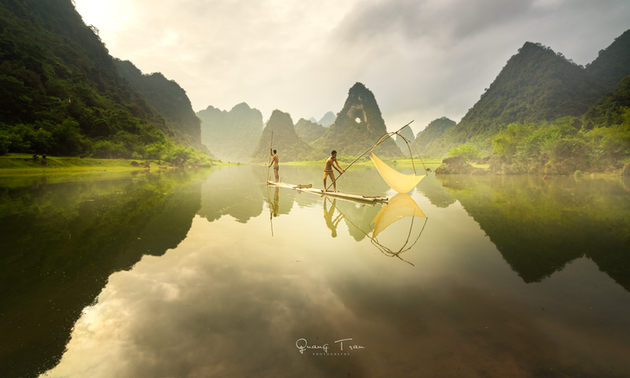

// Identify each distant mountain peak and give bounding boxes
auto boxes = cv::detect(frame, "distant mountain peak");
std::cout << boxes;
[196,103,263,162]
[318,111,336,127]
[310,82,402,157]
[251,110,313,162]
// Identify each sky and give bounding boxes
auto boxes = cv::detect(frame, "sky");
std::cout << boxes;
[73,0,629,135]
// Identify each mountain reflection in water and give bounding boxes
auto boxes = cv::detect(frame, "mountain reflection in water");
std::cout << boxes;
[0,165,629,378]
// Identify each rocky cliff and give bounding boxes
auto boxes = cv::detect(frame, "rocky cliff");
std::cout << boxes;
[311,82,402,158]
[251,110,313,162]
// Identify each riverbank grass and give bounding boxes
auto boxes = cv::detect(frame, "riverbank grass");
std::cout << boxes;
[0,153,230,174]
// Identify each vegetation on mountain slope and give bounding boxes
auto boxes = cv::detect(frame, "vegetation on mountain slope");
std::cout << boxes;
[0,0,211,167]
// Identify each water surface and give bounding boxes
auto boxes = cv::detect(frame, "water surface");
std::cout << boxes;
[1,166,629,378]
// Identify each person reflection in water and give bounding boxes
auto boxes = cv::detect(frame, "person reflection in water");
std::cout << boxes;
[269,148,279,183]
[323,198,344,238]
[323,150,345,192]
[272,186,280,217]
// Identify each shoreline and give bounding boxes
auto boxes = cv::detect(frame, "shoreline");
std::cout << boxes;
[0,153,237,176]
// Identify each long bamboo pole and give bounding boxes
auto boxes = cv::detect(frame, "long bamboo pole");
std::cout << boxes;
[326,121,415,191]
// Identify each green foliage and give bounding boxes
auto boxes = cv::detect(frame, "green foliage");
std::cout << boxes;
[429,32,630,158]
[0,0,206,161]
[584,109,630,168]
[583,75,630,128]
[489,112,630,172]
[447,144,480,160]
[163,144,213,167]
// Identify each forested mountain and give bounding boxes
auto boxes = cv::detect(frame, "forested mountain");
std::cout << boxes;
[583,75,630,128]
[426,30,630,159]
[251,110,313,162]
[318,111,336,127]
[448,42,606,143]
[311,82,402,158]
[0,0,208,162]
[295,118,326,142]
[394,125,415,155]
[585,29,630,91]
[114,59,204,150]
[196,103,262,162]
[413,117,456,157]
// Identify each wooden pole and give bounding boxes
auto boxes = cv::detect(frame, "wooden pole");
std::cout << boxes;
[267,132,273,182]
[326,121,415,191]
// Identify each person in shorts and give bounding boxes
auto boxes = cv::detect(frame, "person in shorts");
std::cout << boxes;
[323,150,345,192]
[269,149,279,183]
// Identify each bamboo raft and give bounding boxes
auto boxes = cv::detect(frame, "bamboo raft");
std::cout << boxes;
[267,181,388,204]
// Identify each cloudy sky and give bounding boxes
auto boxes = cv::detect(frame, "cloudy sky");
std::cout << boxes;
[73,0,629,134]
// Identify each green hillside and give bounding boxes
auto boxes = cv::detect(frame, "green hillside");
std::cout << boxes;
[583,75,630,128]
[585,29,630,91]
[251,110,313,162]
[425,30,630,167]
[0,0,209,165]
[295,118,326,143]
[114,59,205,150]
[447,42,606,147]
[413,117,456,157]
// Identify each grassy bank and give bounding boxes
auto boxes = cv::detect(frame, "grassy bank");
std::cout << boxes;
[0,153,231,175]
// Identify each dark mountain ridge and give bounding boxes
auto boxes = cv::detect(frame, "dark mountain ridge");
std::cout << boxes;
[114,59,204,150]
[585,29,630,91]
[427,30,630,158]
[0,0,207,160]
[448,42,606,142]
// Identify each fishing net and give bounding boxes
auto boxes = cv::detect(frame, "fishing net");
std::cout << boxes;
[370,153,426,194]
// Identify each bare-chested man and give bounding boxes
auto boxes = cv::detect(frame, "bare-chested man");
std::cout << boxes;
[323,150,345,192]
[269,148,279,183]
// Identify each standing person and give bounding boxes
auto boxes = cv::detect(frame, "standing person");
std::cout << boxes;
[269,148,279,183]
[323,150,345,192]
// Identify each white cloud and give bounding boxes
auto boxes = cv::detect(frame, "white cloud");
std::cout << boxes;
[74,0,630,132]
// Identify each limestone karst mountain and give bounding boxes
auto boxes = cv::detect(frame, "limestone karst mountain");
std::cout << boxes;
[114,59,205,150]
[251,110,313,162]
[394,125,415,155]
[585,29,630,92]
[583,74,630,128]
[0,0,207,157]
[318,111,336,127]
[196,103,263,162]
[425,34,630,157]
[295,118,326,143]
[311,83,403,158]
[413,117,456,157]
[452,42,607,139]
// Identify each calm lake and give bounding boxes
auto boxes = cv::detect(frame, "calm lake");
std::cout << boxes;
[1,165,630,378]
